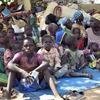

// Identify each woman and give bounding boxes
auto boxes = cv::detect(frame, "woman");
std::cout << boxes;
[86,13,100,48]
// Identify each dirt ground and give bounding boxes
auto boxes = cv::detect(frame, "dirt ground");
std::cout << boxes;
[12,87,100,100]
[63,87,100,100]
[0,87,100,100]
[84,87,100,100]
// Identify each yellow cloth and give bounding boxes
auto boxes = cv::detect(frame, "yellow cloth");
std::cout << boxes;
[92,13,100,21]
[12,17,26,28]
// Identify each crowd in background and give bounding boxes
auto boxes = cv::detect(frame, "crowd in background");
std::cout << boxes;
[0,2,100,100]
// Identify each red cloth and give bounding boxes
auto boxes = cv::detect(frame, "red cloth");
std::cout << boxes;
[77,38,85,50]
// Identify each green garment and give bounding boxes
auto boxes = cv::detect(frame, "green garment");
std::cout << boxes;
[63,27,73,36]
[0,58,8,85]
[29,15,40,43]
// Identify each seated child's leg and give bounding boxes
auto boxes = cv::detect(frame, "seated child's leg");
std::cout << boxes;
[6,71,16,98]
[43,69,64,100]
[69,72,92,79]
[55,64,69,78]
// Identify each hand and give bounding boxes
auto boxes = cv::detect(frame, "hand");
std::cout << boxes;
[25,76,34,85]
[55,65,62,71]
[21,70,29,78]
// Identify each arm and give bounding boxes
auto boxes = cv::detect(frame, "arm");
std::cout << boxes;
[7,53,29,78]
[7,60,29,78]
[34,61,49,72]
[54,49,62,68]
[79,55,88,69]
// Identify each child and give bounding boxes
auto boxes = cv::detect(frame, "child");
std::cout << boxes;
[60,35,92,78]
[37,35,62,72]
[4,37,64,100]
[72,11,87,38]
[84,42,100,70]
[0,31,8,87]
[0,23,3,32]
[72,27,85,50]
[24,25,33,38]
[0,31,7,59]
[6,27,21,52]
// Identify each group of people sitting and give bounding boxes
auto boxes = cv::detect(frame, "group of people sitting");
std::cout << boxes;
[0,7,100,100]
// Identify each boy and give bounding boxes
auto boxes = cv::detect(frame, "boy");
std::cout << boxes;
[37,34,62,72]
[5,37,64,100]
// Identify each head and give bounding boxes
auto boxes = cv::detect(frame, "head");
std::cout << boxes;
[40,30,47,37]
[47,23,58,36]
[42,35,54,51]
[24,25,32,37]
[7,27,14,38]
[90,14,100,33]
[0,23,3,32]
[45,13,58,25]
[72,28,81,39]
[22,37,36,54]
[0,31,6,44]
[88,42,99,52]
[64,19,73,30]
[65,35,77,51]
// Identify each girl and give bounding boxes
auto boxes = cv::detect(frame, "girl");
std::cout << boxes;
[72,27,85,50]
[61,35,92,78]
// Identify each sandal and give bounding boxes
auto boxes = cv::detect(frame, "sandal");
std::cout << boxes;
[68,90,84,96]
[0,88,18,99]
[11,89,18,98]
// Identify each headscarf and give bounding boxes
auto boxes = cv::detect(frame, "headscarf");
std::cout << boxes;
[72,10,83,22]
[92,13,100,21]
[57,17,68,26]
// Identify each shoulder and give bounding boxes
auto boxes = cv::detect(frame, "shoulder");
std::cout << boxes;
[72,23,79,28]
[77,50,84,57]
[14,51,23,56]
[4,49,13,57]
[13,52,23,59]
[51,47,58,52]
[86,28,92,33]
[36,53,44,64]
[37,48,45,54]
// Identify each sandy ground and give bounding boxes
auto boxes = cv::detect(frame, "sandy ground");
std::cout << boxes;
[11,87,100,100]
[84,87,100,100]
[0,87,100,100]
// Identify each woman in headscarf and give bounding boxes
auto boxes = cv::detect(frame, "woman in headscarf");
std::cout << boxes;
[72,10,88,47]
[86,13,100,48]
[72,10,87,38]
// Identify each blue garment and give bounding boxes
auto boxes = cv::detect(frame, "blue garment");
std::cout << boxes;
[18,79,47,93]
[57,17,67,25]
[72,10,83,22]
[56,28,65,45]
[1,7,11,17]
